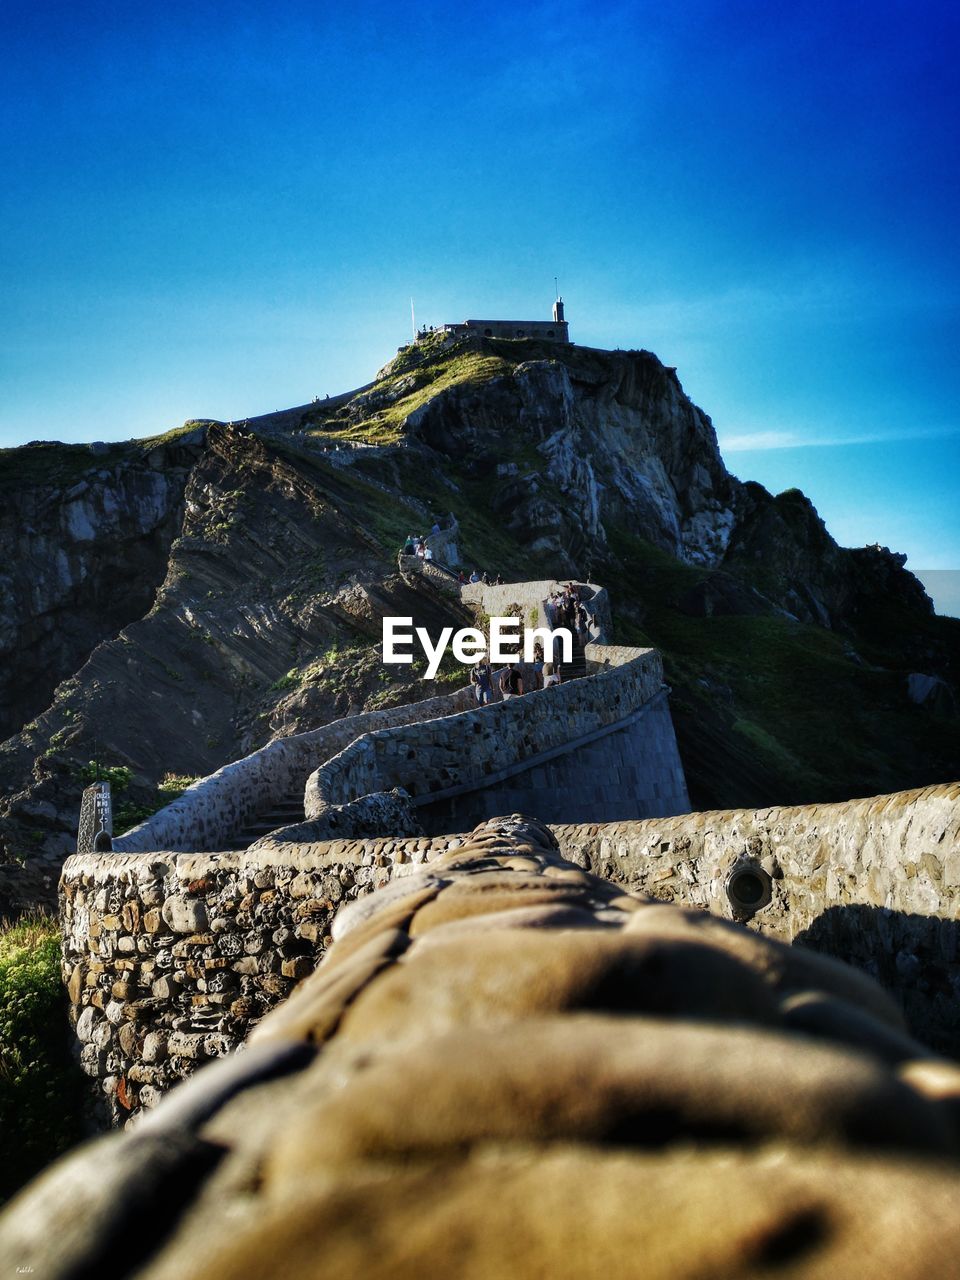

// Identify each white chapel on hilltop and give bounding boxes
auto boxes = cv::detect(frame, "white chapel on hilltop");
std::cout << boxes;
[418,297,570,345]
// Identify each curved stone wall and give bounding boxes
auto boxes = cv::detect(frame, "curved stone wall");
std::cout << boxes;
[60,783,960,1126]
[553,783,960,923]
[415,691,690,832]
[113,684,475,854]
[304,646,665,817]
[553,782,960,1055]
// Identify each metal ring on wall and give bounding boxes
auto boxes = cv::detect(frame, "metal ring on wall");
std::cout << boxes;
[725,861,773,918]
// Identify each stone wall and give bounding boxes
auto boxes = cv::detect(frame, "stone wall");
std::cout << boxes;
[418,692,690,832]
[113,684,475,854]
[59,782,960,1124]
[584,641,647,668]
[553,782,960,1055]
[59,830,468,1126]
[441,318,570,341]
[304,646,665,816]
[461,577,611,643]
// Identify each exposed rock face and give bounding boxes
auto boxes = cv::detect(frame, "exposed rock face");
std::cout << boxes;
[907,673,958,720]
[0,431,204,740]
[8,814,960,1277]
[724,484,935,628]
[408,348,737,571]
[401,341,937,635]
[0,424,471,901]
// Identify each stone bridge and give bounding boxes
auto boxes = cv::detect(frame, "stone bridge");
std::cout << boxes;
[111,578,689,853]
[62,575,697,1122]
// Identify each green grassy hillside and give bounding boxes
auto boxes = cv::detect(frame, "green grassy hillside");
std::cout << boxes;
[600,530,960,808]
[0,916,87,1202]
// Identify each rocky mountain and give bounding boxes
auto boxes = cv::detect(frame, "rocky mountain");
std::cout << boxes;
[0,428,205,741]
[1,331,957,907]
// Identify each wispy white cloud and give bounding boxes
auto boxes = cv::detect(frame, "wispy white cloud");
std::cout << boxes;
[718,425,960,453]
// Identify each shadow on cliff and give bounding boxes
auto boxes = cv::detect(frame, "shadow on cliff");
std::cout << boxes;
[793,904,960,1061]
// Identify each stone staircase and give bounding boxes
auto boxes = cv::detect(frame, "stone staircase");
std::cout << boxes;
[224,793,305,850]
[559,630,587,682]
[217,630,587,851]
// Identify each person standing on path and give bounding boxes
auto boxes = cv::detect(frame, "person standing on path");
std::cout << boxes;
[500,662,524,700]
[532,641,545,690]
[471,658,494,706]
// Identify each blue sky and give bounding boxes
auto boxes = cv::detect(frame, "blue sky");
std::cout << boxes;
[2,0,958,612]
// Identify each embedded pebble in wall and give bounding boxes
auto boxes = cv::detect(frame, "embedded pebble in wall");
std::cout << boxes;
[161,896,208,933]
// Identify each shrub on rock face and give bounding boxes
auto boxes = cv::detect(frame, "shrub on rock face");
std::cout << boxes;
[0,916,86,1203]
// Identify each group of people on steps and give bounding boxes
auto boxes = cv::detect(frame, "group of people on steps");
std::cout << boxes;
[400,555,592,703]
[400,531,506,587]
[547,583,592,644]
[469,641,563,706]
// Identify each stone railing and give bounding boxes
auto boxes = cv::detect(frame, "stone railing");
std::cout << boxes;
[424,518,459,566]
[553,781,960,1056]
[585,641,650,669]
[398,515,460,568]
[552,783,960,923]
[304,645,664,817]
[398,555,462,594]
[60,781,960,1127]
[113,684,476,854]
[461,577,612,645]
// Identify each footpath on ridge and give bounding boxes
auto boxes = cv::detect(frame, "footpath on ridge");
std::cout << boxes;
[110,575,685,855]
